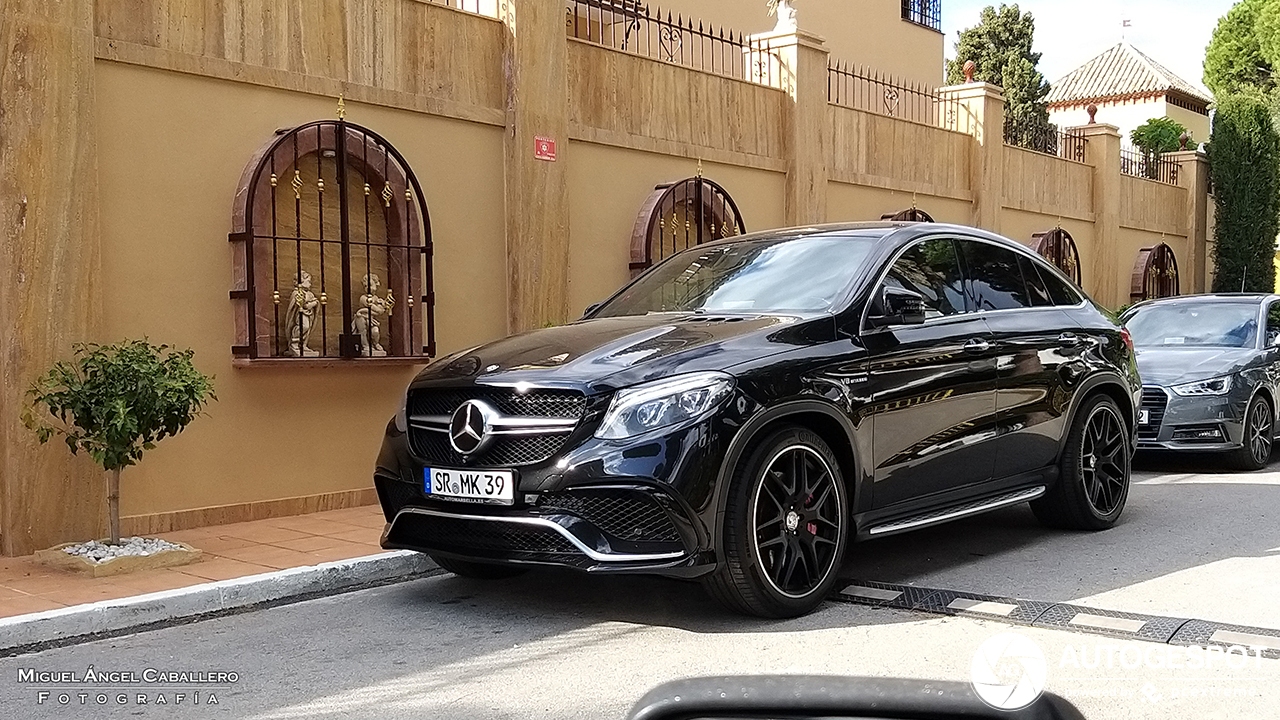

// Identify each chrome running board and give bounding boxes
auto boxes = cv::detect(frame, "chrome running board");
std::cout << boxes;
[866,486,1046,537]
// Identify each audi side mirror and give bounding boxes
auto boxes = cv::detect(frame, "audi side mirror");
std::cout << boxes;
[625,676,1087,720]
[868,286,927,328]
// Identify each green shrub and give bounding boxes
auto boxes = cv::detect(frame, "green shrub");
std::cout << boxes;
[1208,92,1280,293]
[22,340,216,544]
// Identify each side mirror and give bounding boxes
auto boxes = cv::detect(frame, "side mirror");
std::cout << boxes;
[626,676,1086,720]
[1268,330,1280,347]
[582,302,603,319]
[868,286,927,328]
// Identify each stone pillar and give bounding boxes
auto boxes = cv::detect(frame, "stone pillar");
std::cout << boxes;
[1168,149,1211,294]
[937,83,1005,232]
[751,29,829,226]
[500,0,570,333]
[0,0,107,555]
[1072,123,1123,308]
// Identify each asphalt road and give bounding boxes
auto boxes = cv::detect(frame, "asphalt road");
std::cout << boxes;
[2,453,1278,720]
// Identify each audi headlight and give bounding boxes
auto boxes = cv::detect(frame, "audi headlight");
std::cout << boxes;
[596,372,735,440]
[1171,375,1233,397]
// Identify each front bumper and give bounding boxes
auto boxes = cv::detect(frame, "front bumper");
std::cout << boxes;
[373,403,738,578]
[376,475,713,576]
[1136,385,1246,451]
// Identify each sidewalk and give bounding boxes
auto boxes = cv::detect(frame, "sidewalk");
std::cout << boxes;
[0,505,387,620]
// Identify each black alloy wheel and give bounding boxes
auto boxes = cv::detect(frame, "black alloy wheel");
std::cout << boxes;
[1229,395,1274,471]
[752,446,843,598]
[1080,403,1128,516]
[1031,394,1130,531]
[704,427,849,618]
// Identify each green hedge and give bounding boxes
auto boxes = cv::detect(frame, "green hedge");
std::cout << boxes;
[1209,92,1280,293]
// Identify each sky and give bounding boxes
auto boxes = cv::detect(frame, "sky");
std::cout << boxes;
[941,0,1240,93]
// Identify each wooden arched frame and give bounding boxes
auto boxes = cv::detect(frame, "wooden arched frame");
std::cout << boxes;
[1029,228,1082,285]
[229,120,434,362]
[1131,243,1180,302]
[881,207,935,223]
[629,176,746,277]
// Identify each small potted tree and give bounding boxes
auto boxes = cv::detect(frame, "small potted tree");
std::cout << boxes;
[22,340,216,576]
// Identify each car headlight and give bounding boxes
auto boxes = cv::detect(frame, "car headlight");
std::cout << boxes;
[596,372,735,440]
[1171,375,1233,397]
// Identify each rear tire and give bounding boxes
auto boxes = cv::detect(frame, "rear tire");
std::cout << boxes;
[1032,394,1130,531]
[703,427,849,618]
[1227,394,1273,471]
[430,555,527,579]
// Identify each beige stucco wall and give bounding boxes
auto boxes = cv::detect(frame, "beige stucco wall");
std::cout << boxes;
[94,61,508,518]
[1000,209,1098,293]
[657,0,945,86]
[826,182,972,225]
[567,141,786,313]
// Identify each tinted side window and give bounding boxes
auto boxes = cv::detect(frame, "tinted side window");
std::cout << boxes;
[1267,301,1280,346]
[1018,255,1054,307]
[1039,264,1084,306]
[883,238,967,318]
[960,241,1032,311]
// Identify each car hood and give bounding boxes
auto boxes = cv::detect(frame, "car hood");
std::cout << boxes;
[1134,346,1258,387]
[413,313,828,394]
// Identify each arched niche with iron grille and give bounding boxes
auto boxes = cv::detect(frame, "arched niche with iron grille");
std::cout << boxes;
[881,207,935,223]
[1029,228,1082,285]
[1131,243,1180,302]
[629,176,746,277]
[229,120,434,364]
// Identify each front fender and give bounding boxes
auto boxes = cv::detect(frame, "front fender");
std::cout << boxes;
[708,399,865,565]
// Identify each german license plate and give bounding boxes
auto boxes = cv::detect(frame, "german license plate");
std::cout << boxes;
[424,468,515,505]
[1138,409,1151,425]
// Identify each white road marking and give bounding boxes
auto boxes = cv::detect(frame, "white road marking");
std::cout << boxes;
[1209,629,1280,651]
[841,585,902,601]
[1069,613,1147,633]
[947,598,1017,616]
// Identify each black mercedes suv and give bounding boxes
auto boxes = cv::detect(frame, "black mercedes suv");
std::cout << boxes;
[375,222,1141,617]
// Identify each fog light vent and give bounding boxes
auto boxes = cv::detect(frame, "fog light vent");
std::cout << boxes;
[1172,425,1225,442]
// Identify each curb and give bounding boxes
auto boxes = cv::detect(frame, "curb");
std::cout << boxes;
[0,550,440,655]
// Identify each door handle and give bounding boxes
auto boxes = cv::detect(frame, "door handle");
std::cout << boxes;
[1058,333,1082,347]
[964,338,992,353]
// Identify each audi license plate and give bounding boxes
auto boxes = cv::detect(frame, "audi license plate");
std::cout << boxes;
[1138,409,1151,425]
[424,468,515,505]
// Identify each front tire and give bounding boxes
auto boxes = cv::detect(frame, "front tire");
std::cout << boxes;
[1227,394,1273,471]
[1032,394,1131,531]
[431,555,528,579]
[703,427,849,618]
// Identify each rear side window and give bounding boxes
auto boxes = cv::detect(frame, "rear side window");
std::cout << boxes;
[1018,255,1054,307]
[1038,264,1084,306]
[883,238,967,318]
[959,241,1032,311]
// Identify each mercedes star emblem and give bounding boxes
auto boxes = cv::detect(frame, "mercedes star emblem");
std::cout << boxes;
[449,400,496,456]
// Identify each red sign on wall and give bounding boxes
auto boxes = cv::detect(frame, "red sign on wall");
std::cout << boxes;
[534,136,557,162]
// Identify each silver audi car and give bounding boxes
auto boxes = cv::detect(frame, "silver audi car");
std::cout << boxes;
[1122,294,1280,470]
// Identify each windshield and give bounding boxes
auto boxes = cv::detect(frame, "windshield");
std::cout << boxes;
[593,235,880,317]
[1125,302,1259,348]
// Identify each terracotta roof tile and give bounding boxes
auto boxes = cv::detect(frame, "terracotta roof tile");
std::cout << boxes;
[1046,42,1212,106]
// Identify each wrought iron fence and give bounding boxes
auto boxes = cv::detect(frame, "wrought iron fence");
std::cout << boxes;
[568,1,778,86]
[827,62,970,132]
[1003,118,1088,162]
[1120,147,1180,185]
[901,0,942,32]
